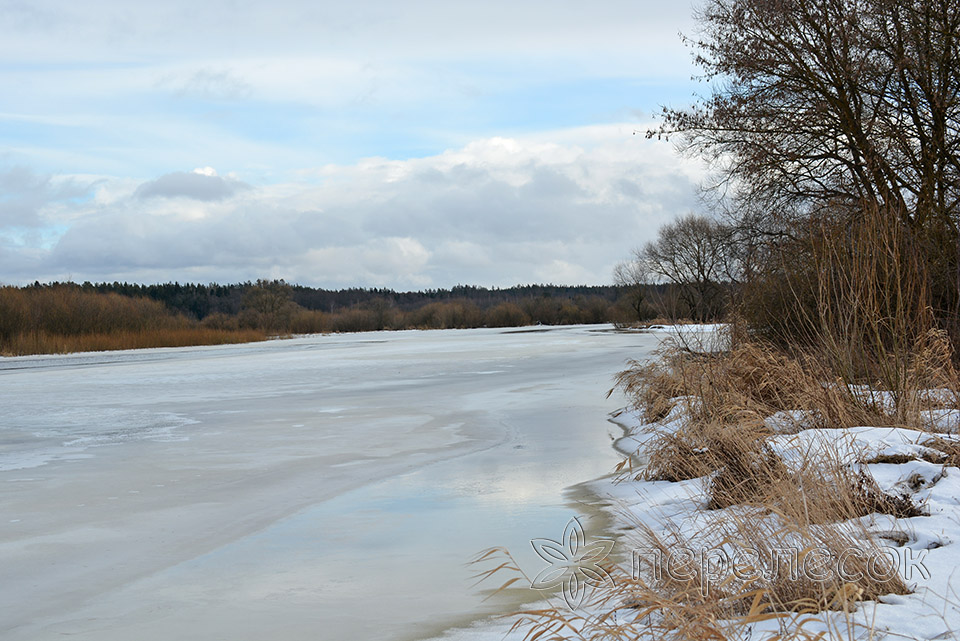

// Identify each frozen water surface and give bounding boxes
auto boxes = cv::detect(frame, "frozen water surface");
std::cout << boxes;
[0,325,659,640]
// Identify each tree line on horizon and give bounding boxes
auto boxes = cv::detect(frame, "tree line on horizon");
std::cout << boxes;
[0,279,682,356]
[48,281,624,319]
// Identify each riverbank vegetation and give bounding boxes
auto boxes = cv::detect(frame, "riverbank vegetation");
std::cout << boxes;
[0,280,658,356]
[0,286,268,356]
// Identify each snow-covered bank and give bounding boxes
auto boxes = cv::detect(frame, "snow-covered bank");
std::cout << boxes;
[601,407,960,638]
[591,323,960,640]
[441,324,960,641]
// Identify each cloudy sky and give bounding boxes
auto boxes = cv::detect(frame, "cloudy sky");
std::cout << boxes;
[0,0,705,289]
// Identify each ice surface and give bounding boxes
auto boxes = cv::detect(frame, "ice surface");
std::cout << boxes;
[0,325,659,641]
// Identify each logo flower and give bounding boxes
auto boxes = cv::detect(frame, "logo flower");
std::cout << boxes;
[530,517,615,609]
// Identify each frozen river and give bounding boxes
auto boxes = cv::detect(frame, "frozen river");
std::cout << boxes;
[0,325,660,640]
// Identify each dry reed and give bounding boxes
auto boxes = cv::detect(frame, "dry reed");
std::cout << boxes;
[0,327,267,356]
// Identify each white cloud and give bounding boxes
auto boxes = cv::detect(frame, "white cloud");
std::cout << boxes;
[3,125,703,288]
[0,0,703,194]
[0,166,95,228]
[134,170,249,202]
[0,2,709,289]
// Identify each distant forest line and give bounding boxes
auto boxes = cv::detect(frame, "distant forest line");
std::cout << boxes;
[0,280,671,356]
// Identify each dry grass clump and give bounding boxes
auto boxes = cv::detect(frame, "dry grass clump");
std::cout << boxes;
[641,420,774,483]
[847,471,925,519]
[612,326,938,518]
[920,436,960,467]
[640,420,793,516]
[770,463,925,524]
[710,514,912,612]
[705,441,790,511]
[614,339,885,433]
[612,349,692,423]
[642,415,924,521]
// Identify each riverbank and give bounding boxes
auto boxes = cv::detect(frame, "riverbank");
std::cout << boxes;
[483,324,960,640]
[449,324,960,640]
[422,325,728,641]
[598,410,960,639]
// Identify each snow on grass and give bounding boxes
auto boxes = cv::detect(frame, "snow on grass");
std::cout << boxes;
[598,395,960,640]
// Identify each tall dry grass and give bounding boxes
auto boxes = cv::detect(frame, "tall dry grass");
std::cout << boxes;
[738,205,960,423]
[479,501,907,641]
[0,285,267,355]
[800,206,960,423]
[1,327,267,356]
[616,331,960,436]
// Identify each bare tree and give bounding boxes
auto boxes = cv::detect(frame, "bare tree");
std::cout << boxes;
[650,0,960,335]
[363,297,395,331]
[613,255,650,322]
[641,214,735,321]
[651,0,960,231]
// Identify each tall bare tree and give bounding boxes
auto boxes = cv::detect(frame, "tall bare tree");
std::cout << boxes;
[652,0,960,333]
[652,0,960,230]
